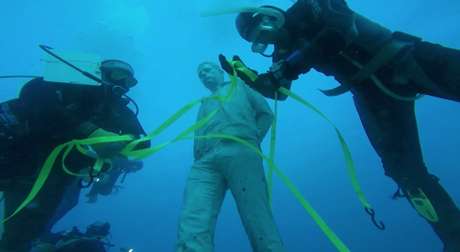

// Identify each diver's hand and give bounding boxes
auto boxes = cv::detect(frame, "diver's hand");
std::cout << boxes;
[218,54,234,75]
[249,72,291,100]
[261,60,295,90]
[254,73,279,90]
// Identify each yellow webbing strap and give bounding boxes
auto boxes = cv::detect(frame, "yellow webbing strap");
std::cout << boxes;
[123,110,219,160]
[278,87,384,229]
[62,142,105,177]
[116,65,350,251]
[121,68,239,157]
[340,52,424,102]
[4,60,353,251]
[121,98,205,155]
[122,127,352,251]
[1,64,240,224]
[2,113,214,222]
[1,135,133,223]
[193,133,351,252]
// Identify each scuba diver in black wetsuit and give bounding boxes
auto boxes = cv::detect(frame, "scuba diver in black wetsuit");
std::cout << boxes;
[218,1,460,251]
[0,47,150,251]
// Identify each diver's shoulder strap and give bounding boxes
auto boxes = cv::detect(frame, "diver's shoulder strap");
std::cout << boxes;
[348,38,408,83]
[321,35,412,96]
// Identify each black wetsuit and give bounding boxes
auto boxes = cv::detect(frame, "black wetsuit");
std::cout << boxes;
[248,0,460,249]
[0,78,148,251]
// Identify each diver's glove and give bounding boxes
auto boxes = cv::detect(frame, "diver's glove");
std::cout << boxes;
[219,54,290,86]
[87,128,129,158]
[218,54,259,85]
[219,54,291,99]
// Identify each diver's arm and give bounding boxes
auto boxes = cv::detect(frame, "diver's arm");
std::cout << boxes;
[73,116,145,159]
[249,0,358,100]
[285,0,358,64]
[115,105,151,149]
[82,105,151,158]
[246,72,292,100]
[273,0,358,81]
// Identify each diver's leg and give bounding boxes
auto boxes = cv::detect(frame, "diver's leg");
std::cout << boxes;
[221,142,285,252]
[1,189,32,252]
[413,41,460,101]
[1,181,67,252]
[45,179,81,232]
[176,153,226,252]
[352,86,460,250]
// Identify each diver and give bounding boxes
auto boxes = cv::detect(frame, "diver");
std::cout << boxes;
[0,47,149,251]
[176,62,285,252]
[218,1,460,251]
[31,221,113,252]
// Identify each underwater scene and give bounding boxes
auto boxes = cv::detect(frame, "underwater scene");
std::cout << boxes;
[0,0,459,251]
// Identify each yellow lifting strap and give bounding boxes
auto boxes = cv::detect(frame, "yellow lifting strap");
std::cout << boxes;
[195,133,351,252]
[278,87,385,230]
[0,134,133,223]
[4,60,362,251]
[0,64,240,224]
[121,69,238,158]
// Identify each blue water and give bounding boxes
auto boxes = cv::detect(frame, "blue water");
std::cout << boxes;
[1,0,459,251]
